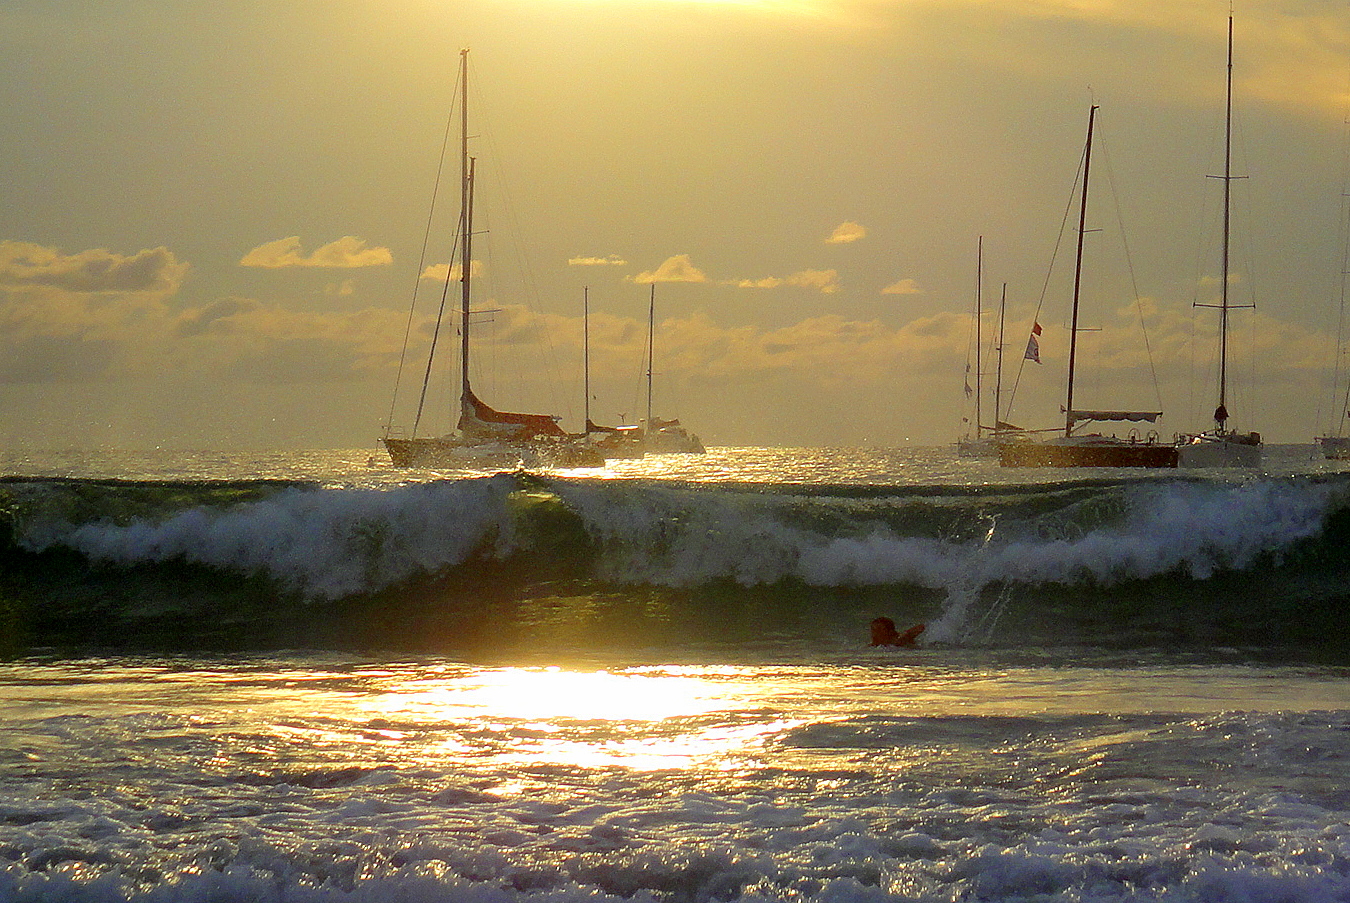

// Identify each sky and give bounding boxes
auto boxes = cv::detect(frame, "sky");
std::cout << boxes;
[2,0,1349,450]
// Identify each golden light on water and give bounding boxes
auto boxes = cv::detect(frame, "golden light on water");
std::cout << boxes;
[368,665,800,771]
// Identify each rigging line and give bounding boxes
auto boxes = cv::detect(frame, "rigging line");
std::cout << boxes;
[474,76,578,424]
[386,58,464,438]
[1335,106,1350,435]
[1098,137,1166,414]
[413,231,462,437]
[1005,132,1088,415]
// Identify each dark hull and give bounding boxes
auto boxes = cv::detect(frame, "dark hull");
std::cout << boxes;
[1319,436,1350,461]
[999,441,1178,468]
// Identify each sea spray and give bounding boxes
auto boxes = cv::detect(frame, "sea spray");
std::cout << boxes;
[28,475,523,599]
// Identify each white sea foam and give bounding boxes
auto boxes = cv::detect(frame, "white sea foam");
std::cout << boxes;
[21,475,1343,611]
[559,477,1337,590]
[0,659,1348,903]
[34,476,521,599]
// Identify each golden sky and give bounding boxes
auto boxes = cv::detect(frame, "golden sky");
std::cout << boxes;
[0,0,1348,448]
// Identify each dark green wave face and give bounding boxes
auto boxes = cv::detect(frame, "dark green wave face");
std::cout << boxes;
[1,472,1348,661]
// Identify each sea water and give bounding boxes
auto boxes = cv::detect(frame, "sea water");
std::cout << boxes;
[0,445,1347,902]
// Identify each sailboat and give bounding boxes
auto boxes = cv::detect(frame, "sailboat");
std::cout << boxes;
[1317,246,1350,457]
[957,238,1020,457]
[581,287,644,459]
[998,105,1178,468]
[382,50,603,470]
[1316,61,1350,459]
[641,284,705,455]
[957,237,995,457]
[1176,16,1262,468]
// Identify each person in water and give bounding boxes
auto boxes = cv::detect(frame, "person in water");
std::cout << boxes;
[870,616,925,647]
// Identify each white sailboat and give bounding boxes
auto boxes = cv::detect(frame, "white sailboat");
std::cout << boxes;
[382,50,602,470]
[1177,16,1262,468]
[641,284,705,455]
[998,105,1177,468]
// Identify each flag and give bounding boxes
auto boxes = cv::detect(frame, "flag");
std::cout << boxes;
[1024,321,1042,363]
[963,362,972,397]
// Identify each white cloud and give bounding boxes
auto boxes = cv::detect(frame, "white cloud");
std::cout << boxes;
[825,222,867,244]
[419,260,484,283]
[634,255,708,284]
[882,278,923,295]
[730,269,841,293]
[568,255,628,266]
[240,236,392,269]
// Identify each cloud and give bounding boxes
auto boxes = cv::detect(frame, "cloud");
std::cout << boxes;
[730,270,841,293]
[825,222,867,244]
[634,255,708,284]
[419,261,481,282]
[568,255,628,267]
[0,241,187,294]
[240,236,392,269]
[882,278,924,295]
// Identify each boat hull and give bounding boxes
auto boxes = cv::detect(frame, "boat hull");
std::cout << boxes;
[1318,436,1350,460]
[956,437,1000,459]
[645,427,706,455]
[1176,433,1262,468]
[998,439,1178,468]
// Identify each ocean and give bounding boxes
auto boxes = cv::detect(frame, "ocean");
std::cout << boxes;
[0,444,1348,902]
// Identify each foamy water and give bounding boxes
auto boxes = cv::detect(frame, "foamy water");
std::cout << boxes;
[1,655,1348,902]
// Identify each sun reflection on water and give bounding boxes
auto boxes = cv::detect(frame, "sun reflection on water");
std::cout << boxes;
[367,665,797,771]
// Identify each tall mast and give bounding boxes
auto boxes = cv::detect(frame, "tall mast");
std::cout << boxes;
[459,48,472,405]
[1217,15,1234,430]
[646,284,655,430]
[1065,104,1098,437]
[583,286,590,432]
[996,282,1007,435]
[975,235,983,438]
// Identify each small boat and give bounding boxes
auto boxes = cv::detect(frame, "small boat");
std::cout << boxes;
[998,105,1177,468]
[1176,16,1261,468]
[381,50,602,470]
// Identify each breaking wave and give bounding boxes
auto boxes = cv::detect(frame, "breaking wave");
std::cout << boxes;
[2,472,1348,656]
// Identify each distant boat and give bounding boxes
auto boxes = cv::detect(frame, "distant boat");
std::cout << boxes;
[581,287,644,459]
[957,238,1020,457]
[640,284,705,455]
[999,105,1177,468]
[1316,52,1350,460]
[381,50,602,470]
[1176,16,1262,468]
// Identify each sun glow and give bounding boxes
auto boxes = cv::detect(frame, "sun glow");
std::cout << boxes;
[367,665,798,771]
